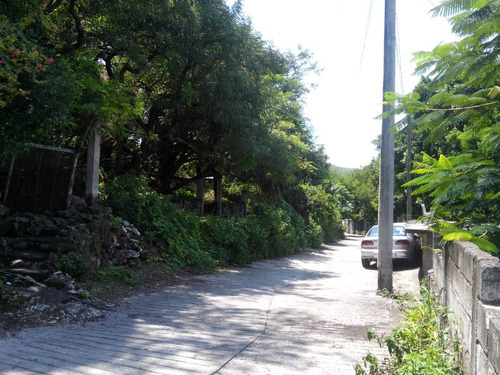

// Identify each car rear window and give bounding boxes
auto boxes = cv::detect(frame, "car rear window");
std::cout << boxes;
[367,226,406,237]
[393,226,406,236]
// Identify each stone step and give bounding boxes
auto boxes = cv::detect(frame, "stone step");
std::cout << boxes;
[12,250,48,262]
[1,236,63,253]
[16,236,62,244]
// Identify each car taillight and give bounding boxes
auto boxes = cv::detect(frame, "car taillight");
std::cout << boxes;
[362,240,374,246]
[395,240,410,245]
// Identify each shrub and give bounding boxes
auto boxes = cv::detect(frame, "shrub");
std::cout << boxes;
[285,183,343,245]
[306,221,323,249]
[102,174,312,272]
[55,251,93,281]
[355,285,463,375]
[241,216,270,261]
[95,266,139,285]
[102,173,212,270]
[0,276,10,297]
[100,173,147,224]
[200,216,249,267]
[250,200,307,257]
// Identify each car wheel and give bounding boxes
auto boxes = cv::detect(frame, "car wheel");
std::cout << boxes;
[362,259,371,268]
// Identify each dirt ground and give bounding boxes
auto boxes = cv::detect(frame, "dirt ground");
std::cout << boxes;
[0,266,185,337]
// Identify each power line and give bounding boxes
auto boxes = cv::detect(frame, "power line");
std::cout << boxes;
[359,0,374,73]
[396,13,405,95]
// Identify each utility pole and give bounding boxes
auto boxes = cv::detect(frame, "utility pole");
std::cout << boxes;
[378,0,396,293]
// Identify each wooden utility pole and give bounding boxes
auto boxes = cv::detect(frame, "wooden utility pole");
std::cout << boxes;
[378,0,396,293]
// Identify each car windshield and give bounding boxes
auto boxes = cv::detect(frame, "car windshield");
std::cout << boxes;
[367,225,406,237]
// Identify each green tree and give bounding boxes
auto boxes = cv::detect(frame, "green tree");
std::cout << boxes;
[1,0,342,253]
[0,1,74,154]
[340,159,380,232]
[387,0,500,252]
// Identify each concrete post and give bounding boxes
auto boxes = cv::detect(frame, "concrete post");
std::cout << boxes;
[85,124,101,206]
[196,168,205,215]
[214,174,222,216]
[241,189,248,217]
[377,0,396,293]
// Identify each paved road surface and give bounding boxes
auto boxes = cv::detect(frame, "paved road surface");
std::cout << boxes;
[0,236,420,374]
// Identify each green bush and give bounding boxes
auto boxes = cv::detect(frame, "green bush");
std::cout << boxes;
[306,221,323,249]
[0,276,10,297]
[0,276,12,312]
[94,266,140,285]
[241,216,270,261]
[102,173,212,271]
[102,174,313,272]
[355,285,463,375]
[55,251,93,281]
[100,173,147,224]
[285,183,343,245]
[200,216,249,267]
[250,200,307,257]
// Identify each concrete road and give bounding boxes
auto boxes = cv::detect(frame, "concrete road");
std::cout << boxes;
[0,236,420,374]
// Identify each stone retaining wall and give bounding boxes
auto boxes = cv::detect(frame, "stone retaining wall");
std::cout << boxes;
[427,241,500,375]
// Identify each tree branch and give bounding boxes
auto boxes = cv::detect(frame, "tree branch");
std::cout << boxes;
[425,101,500,112]
[44,0,64,14]
[56,0,84,54]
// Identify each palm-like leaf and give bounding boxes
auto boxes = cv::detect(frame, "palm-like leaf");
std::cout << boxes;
[395,0,500,252]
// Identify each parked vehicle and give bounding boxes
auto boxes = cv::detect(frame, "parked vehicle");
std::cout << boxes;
[360,223,421,268]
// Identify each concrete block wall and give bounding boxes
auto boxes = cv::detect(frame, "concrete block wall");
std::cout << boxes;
[428,241,500,374]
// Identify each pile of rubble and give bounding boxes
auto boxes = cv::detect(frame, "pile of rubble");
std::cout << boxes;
[0,273,108,337]
[0,198,148,336]
[0,197,146,280]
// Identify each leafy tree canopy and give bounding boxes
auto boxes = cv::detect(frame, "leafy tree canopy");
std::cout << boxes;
[386,0,500,253]
[0,0,342,245]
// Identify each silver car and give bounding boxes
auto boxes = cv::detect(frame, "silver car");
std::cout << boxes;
[360,224,421,268]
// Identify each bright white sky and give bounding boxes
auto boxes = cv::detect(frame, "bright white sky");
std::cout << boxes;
[229,0,457,169]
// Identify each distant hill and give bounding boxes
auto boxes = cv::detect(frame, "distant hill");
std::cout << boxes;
[330,165,356,175]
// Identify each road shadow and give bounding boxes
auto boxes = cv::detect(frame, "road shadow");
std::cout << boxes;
[0,248,346,374]
[362,259,421,272]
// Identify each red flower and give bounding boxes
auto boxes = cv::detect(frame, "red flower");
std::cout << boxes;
[37,63,43,69]
[0,60,3,65]
[45,57,55,65]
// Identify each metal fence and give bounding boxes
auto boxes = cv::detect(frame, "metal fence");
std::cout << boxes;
[1,144,82,212]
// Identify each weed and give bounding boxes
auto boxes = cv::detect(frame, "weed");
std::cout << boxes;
[55,251,93,281]
[355,284,463,375]
[108,215,123,230]
[95,266,139,285]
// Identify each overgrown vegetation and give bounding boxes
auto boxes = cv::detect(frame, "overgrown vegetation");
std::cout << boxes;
[101,173,320,273]
[329,1,500,252]
[355,285,463,375]
[384,0,500,254]
[0,0,344,276]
